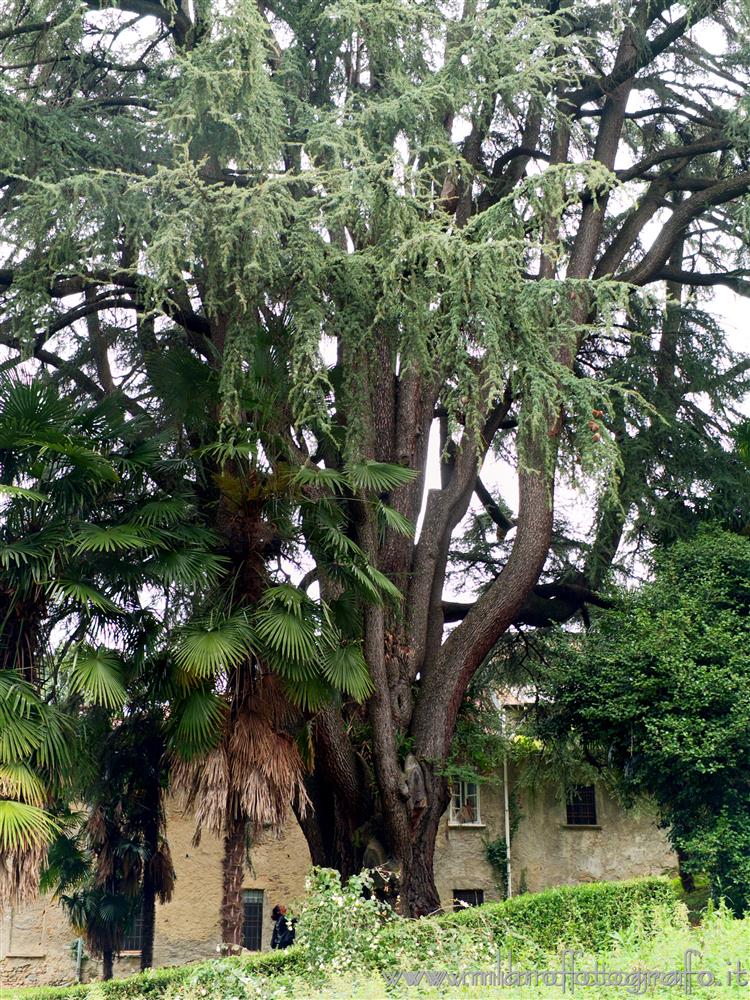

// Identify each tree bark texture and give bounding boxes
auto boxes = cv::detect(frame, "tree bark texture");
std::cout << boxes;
[220,812,247,946]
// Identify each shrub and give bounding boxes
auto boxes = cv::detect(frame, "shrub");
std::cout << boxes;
[379,875,681,966]
[293,867,394,975]
[440,875,679,951]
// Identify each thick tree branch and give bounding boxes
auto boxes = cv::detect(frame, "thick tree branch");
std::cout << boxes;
[413,451,554,757]
[406,391,512,683]
[565,0,722,108]
[655,267,750,296]
[616,137,730,183]
[621,172,750,285]
[442,582,613,627]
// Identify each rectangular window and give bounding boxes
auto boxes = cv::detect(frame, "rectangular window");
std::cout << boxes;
[449,780,481,825]
[242,889,264,951]
[566,785,597,826]
[121,906,143,953]
[453,889,484,911]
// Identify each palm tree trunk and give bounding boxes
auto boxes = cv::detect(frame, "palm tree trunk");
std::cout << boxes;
[102,949,114,980]
[140,750,161,970]
[140,873,157,970]
[221,811,246,947]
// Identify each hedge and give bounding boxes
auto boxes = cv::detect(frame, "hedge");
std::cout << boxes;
[9,876,678,999]
[8,949,305,1000]
[438,875,678,951]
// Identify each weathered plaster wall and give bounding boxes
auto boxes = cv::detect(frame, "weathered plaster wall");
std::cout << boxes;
[434,783,506,911]
[152,801,312,967]
[433,779,676,910]
[510,781,677,894]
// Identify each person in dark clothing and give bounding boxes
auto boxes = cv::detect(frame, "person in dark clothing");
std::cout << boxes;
[270,904,295,949]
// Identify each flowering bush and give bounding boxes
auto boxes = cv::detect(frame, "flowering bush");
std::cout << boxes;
[294,867,395,975]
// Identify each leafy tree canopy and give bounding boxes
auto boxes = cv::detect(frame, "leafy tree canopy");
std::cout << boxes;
[527,528,750,915]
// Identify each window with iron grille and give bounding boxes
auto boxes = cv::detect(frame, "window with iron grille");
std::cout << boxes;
[453,889,484,911]
[242,889,264,951]
[566,785,597,825]
[121,906,143,953]
[449,780,481,825]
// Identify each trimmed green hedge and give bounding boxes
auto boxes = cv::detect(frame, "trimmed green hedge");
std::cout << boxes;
[10,877,678,999]
[378,875,679,965]
[9,949,304,1000]
[440,875,678,950]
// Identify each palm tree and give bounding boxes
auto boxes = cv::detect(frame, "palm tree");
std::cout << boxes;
[43,703,175,979]
[168,453,412,945]
[0,375,221,908]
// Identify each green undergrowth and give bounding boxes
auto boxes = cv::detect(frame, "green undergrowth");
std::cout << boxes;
[11,872,742,999]
[673,875,712,924]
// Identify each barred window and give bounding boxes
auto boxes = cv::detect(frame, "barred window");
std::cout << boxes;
[453,889,484,911]
[566,785,597,826]
[242,889,264,951]
[122,906,143,953]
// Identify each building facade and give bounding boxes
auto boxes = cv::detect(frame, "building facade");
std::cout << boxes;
[0,776,676,990]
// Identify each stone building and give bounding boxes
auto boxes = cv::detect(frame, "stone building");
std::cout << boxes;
[0,772,676,990]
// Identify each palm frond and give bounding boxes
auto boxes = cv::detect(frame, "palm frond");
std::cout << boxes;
[344,460,416,494]
[295,465,347,492]
[147,548,226,586]
[320,643,373,702]
[172,613,255,678]
[0,484,47,502]
[132,498,191,526]
[34,704,74,771]
[68,648,127,709]
[376,500,415,537]
[73,523,153,554]
[49,579,123,615]
[0,675,45,761]
[254,595,318,665]
[170,689,226,758]
[0,800,58,850]
[0,762,47,805]
[281,674,335,712]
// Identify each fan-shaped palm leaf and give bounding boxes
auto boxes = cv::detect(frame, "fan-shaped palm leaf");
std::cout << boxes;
[172,614,256,678]
[344,460,416,493]
[254,605,318,664]
[0,674,45,760]
[0,800,58,850]
[376,500,415,537]
[49,580,123,615]
[68,648,127,709]
[320,643,374,701]
[170,689,227,758]
[73,523,154,554]
[0,762,47,805]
